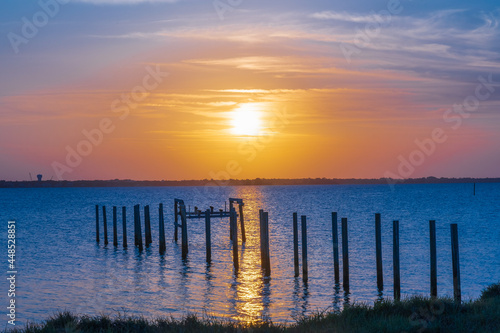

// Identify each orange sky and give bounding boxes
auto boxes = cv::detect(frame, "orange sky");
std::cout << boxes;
[1,2,499,181]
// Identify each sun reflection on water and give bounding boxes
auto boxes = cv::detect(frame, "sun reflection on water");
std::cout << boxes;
[230,186,272,324]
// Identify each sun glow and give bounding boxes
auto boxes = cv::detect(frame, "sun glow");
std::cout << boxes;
[230,103,262,136]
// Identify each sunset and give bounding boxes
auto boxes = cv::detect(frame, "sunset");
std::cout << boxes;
[1,0,499,331]
[2,0,499,181]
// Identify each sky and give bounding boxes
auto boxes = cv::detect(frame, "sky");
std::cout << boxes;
[0,0,499,181]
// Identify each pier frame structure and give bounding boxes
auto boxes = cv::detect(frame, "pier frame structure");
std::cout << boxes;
[174,198,246,260]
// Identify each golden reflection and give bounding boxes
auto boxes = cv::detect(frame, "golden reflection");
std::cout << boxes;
[229,186,271,324]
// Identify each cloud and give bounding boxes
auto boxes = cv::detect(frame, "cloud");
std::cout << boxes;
[310,11,383,23]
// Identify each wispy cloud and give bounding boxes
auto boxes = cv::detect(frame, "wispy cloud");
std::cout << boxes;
[310,11,383,23]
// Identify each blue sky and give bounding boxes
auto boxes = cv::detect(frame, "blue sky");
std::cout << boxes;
[2,0,499,93]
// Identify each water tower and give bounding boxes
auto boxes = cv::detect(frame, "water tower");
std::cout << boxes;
[37,174,42,182]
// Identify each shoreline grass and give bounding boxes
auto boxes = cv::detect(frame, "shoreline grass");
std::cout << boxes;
[11,282,500,333]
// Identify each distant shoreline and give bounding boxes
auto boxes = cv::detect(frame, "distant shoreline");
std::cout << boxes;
[1,177,499,188]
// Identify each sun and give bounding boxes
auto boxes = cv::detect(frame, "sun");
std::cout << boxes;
[230,103,262,136]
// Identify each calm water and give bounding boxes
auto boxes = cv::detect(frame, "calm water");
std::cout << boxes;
[0,183,499,327]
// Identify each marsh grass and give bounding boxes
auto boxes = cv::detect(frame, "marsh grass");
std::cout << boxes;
[11,282,500,333]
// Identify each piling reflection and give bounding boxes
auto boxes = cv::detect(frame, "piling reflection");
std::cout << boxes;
[343,291,351,306]
[203,265,214,312]
[133,248,144,291]
[178,258,191,309]
[158,254,168,292]
[332,283,342,312]
[376,288,384,303]
[291,278,310,320]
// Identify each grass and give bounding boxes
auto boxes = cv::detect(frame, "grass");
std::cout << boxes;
[11,282,500,333]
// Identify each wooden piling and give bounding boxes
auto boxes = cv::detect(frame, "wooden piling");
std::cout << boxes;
[393,220,400,300]
[229,205,235,242]
[332,212,339,284]
[375,213,383,291]
[259,209,265,266]
[239,203,246,243]
[205,209,211,263]
[95,205,100,243]
[429,220,437,297]
[293,212,299,277]
[159,203,166,254]
[122,206,127,248]
[174,201,178,242]
[263,211,271,276]
[451,224,461,304]
[341,217,349,292]
[134,204,139,246]
[144,205,152,247]
[180,204,188,259]
[102,206,108,245]
[113,206,118,247]
[301,215,308,281]
[231,207,239,270]
[134,205,143,251]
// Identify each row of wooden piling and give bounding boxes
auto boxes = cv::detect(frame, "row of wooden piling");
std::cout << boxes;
[95,203,462,303]
[290,212,461,302]
[96,204,167,254]
[97,201,240,266]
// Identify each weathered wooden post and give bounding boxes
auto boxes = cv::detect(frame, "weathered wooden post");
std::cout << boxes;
[144,205,152,247]
[180,204,188,259]
[301,215,308,282]
[113,206,118,247]
[102,206,108,245]
[342,217,349,292]
[134,204,139,246]
[239,203,246,243]
[293,212,299,277]
[174,201,179,242]
[451,223,461,304]
[229,205,235,242]
[429,220,437,297]
[231,207,239,270]
[375,213,383,291]
[134,205,143,251]
[259,210,271,276]
[259,209,264,265]
[332,212,339,284]
[393,220,400,300]
[263,211,271,276]
[95,205,100,243]
[205,209,211,263]
[122,206,127,248]
[159,203,166,254]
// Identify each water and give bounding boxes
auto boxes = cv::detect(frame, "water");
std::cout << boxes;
[0,183,499,327]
